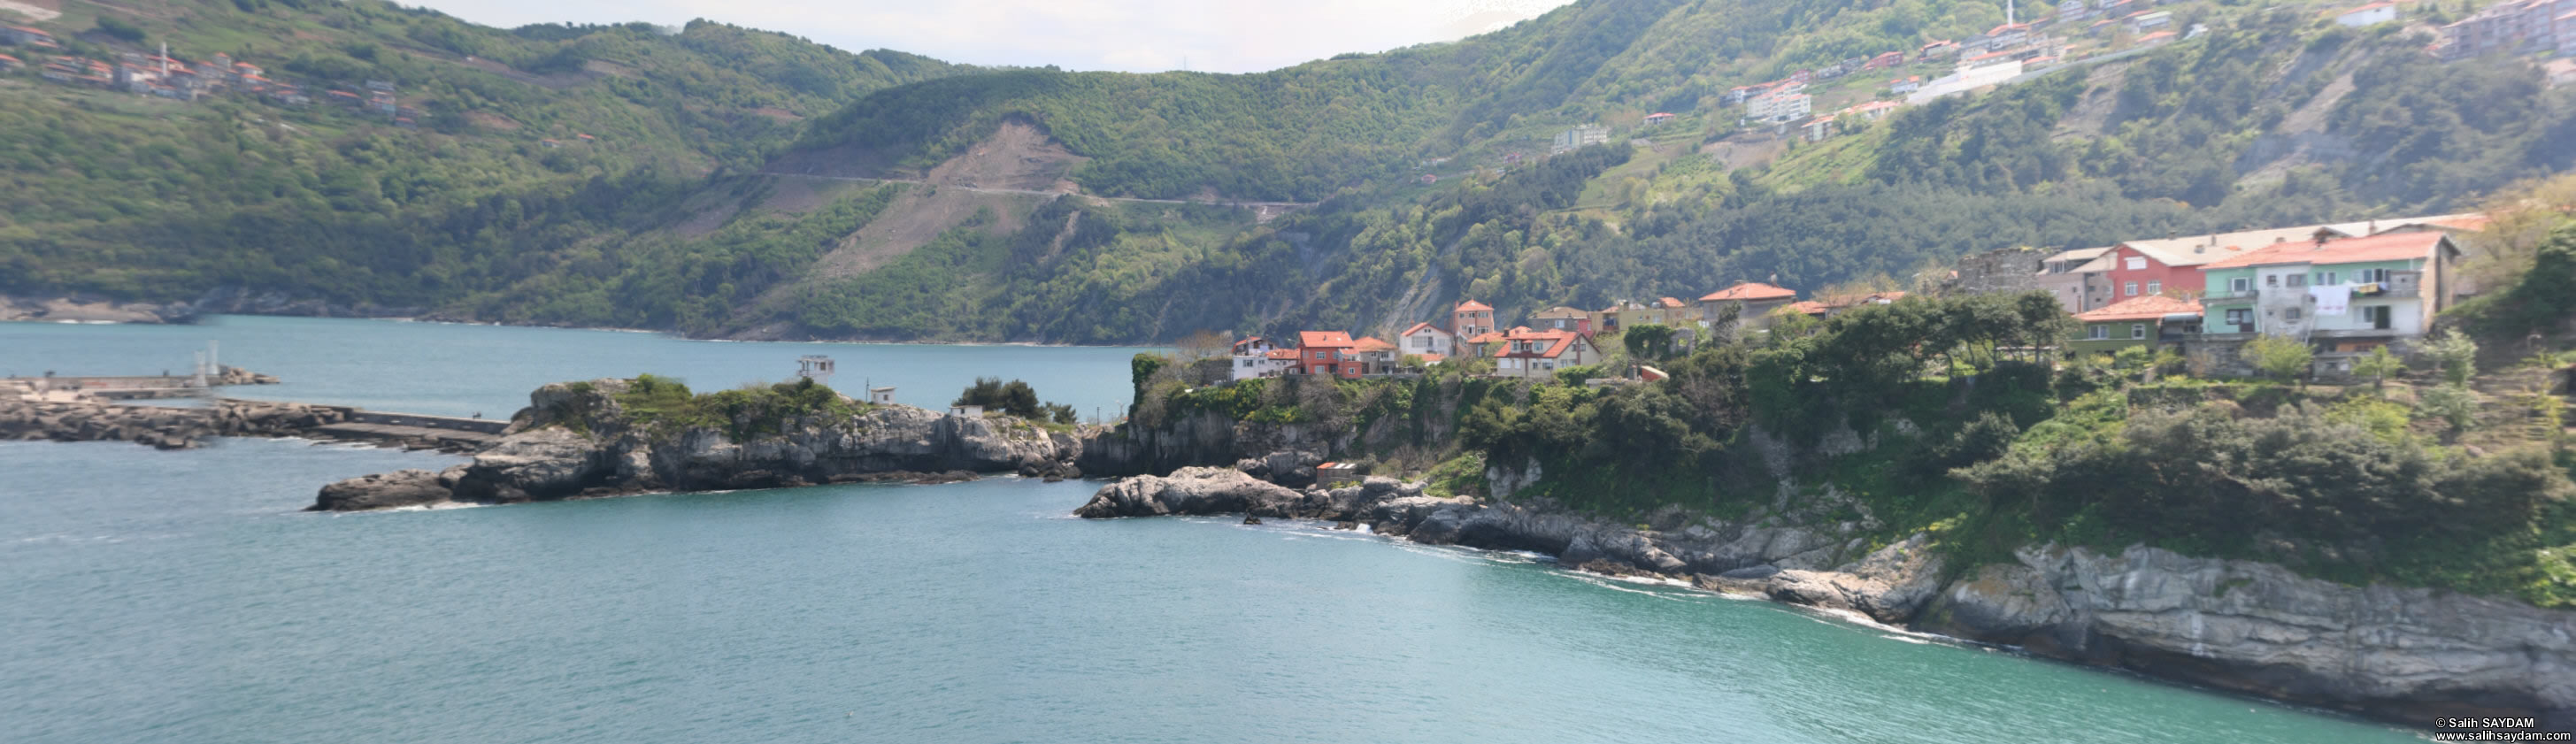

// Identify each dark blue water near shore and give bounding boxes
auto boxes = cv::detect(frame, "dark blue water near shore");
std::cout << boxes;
[0,318,2421,742]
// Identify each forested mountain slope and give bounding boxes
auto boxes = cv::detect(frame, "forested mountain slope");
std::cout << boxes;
[0,0,967,303]
[3,0,2572,344]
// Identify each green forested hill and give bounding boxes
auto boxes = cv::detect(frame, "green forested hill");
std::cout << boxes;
[4,0,2573,344]
[0,0,967,302]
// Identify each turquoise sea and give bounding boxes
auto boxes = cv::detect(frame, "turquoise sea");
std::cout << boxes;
[0,317,2422,742]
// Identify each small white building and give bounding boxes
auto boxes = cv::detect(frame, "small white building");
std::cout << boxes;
[796,356,835,387]
[870,387,896,405]
[1229,336,1299,380]
[950,404,984,417]
[2334,2,2398,27]
[1398,322,1456,359]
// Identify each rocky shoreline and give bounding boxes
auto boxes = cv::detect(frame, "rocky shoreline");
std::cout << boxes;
[1073,464,2576,731]
[2,398,358,450]
[308,378,1084,511]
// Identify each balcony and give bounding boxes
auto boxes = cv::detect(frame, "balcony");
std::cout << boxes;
[2200,288,2258,303]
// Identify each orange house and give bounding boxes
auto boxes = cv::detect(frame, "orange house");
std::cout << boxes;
[1296,331,1356,377]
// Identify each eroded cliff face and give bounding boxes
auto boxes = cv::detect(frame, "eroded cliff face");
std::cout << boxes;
[1922,545,2576,728]
[1074,410,1342,478]
[312,380,1076,510]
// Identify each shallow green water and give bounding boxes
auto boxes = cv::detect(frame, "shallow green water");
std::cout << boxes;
[0,318,2422,742]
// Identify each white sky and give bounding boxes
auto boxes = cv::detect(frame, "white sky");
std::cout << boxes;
[407,0,1580,73]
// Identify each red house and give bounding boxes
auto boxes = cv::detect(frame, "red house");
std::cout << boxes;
[1296,331,1356,377]
[2108,225,2346,300]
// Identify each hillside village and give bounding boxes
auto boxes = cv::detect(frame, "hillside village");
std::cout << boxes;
[1540,0,2575,153]
[0,19,606,146]
[1227,210,2503,386]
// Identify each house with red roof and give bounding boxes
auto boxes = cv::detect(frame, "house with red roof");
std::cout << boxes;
[0,53,19,73]
[2,25,55,47]
[1697,281,1800,329]
[1399,322,1456,358]
[2195,232,2462,351]
[1296,331,1357,378]
[1351,336,1403,375]
[2070,295,2204,353]
[1642,111,1676,126]
[1452,300,1496,339]
[1491,328,1604,380]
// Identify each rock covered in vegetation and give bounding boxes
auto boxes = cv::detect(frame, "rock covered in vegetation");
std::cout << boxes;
[312,379,1078,510]
[1923,544,2576,728]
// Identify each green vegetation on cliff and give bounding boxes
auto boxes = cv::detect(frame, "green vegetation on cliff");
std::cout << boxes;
[1125,283,2576,607]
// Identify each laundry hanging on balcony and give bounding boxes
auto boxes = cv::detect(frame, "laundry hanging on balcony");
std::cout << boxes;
[2309,284,2351,317]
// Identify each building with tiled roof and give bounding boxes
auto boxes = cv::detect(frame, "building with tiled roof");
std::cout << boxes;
[1452,300,1496,340]
[1491,328,1604,380]
[1696,281,1800,331]
[1399,321,1456,358]
[2071,295,2203,353]
[1294,331,1358,378]
[2197,232,2461,350]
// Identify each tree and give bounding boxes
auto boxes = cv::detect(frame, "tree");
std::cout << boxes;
[955,377,1043,418]
[2421,330,2478,386]
[2243,335,2313,383]
[1174,329,1232,364]
[2416,383,2478,434]
[1622,323,1677,360]
[2350,345,2404,392]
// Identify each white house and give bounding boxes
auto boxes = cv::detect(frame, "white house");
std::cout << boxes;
[1490,329,1604,380]
[1398,322,1456,360]
[1229,336,1298,381]
[2334,2,2398,26]
[1745,90,1812,123]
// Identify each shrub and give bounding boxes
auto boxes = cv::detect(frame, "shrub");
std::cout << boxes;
[2243,335,2314,382]
[2420,330,2479,386]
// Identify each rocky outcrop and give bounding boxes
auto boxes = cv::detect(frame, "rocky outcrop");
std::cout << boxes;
[312,379,1079,510]
[0,398,351,449]
[1922,544,2576,728]
[0,294,197,324]
[1076,410,1343,478]
[311,467,465,510]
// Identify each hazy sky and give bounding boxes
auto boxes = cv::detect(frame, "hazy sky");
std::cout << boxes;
[409,0,1580,73]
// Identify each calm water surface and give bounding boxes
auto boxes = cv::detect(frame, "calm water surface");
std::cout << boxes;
[0,318,2422,743]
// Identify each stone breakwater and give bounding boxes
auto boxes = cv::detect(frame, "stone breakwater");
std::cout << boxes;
[1,398,352,450]
[310,379,1082,511]
[1074,464,2576,730]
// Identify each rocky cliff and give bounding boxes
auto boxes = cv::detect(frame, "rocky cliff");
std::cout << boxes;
[1074,457,2576,729]
[1920,545,2576,728]
[311,379,1080,510]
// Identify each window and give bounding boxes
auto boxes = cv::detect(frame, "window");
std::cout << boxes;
[2319,272,2338,286]
[2265,275,2279,288]
[2125,257,2147,270]
[2357,268,2390,284]
[2131,324,2148,340]
[2146,280,2161,295]
[2286,273,2307,288]
[2087,325,2109,340]
[2124,281,2139,296]
[2286,308,2303,321]
[2364,305,2393,330]
[2230,277,2251,293]
[2226,309,2250,326]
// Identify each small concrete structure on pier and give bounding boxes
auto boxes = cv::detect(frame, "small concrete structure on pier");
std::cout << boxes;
[870,387,896,405]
